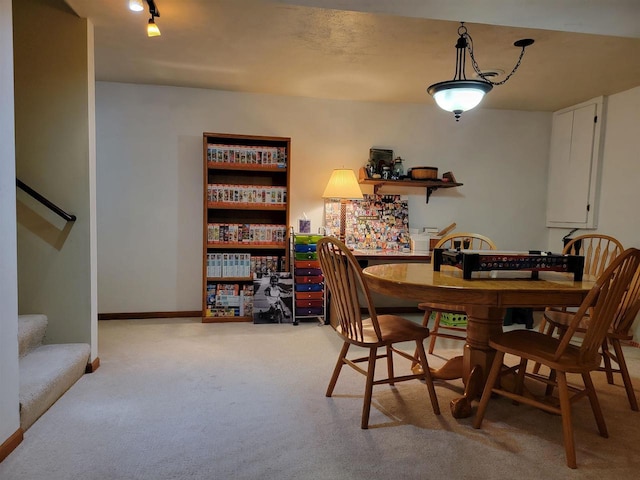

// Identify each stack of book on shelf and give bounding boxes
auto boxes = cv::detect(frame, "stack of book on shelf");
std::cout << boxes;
[251,255,286,277]
[207,223,287,245]
[206,253,252,278]
[205,283,254,318]
[206,144,287,168]
[207,184,287,205]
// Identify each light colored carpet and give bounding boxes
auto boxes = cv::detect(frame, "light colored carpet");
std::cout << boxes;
[2,317,640,479]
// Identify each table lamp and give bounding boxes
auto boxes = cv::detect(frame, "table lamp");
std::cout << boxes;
[322,169,363,243]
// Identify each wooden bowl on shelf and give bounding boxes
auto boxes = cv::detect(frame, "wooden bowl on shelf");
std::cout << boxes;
[409,166,438,180]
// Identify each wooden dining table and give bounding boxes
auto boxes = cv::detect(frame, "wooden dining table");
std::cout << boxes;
[362,262,595,418]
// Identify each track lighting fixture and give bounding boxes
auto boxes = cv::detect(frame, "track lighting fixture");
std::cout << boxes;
[129,0,144,12]
[427,22,534,121]
[147,16,161,37]
[129,0,161,37]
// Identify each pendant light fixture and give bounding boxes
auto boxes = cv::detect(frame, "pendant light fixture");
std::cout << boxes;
[427,22,534,121]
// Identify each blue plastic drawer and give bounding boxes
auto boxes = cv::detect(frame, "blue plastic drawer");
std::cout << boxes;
[294,244,317,253]
[295,283,323,292]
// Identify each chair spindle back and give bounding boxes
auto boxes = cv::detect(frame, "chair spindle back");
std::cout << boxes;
[317,237,381,342]
[555,248,640,365]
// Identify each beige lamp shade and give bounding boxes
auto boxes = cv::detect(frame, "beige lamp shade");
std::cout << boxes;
[322,169,363,199]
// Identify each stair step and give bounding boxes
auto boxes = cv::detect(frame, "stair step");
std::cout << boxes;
[19,343,90,430]
[18,314,48,357]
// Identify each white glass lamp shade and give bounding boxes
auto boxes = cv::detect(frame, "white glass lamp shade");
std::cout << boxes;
[322,169,363,199]
[428,80,493,114]
[129,0,144,12]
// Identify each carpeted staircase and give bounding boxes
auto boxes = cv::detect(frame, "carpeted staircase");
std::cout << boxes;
[18,314,90,430]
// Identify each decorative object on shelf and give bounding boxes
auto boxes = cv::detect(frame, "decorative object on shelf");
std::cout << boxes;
[322,169,363,243]
[442,171,457,183]
[427,22,534,121]
[392,157,404,179]
[409,166,438,180]
[368,148,393,176]
[298,214,311,234]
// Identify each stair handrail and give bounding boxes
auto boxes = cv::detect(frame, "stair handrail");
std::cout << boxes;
[16,179,77,222]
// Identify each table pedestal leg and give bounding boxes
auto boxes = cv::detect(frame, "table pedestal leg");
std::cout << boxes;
[451,306,505,418]
[413,306,505,418]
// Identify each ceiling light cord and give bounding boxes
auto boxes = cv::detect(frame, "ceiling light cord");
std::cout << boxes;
[462,24,533,86]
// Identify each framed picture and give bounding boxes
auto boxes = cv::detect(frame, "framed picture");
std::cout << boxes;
[369,148,393,171]
[253,272,294,324]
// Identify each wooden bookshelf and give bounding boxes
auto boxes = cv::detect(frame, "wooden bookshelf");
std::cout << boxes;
[203,133,290,322]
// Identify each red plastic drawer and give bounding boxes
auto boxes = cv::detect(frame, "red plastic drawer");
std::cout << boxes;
[295,260,320,269]
[296,291,323,300]
[295,275,323,284]
[296,299,324,308]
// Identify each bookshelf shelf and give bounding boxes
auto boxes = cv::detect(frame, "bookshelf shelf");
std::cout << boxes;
[207,203,287,211]
[206,243,287,250]
[203,133,291,323]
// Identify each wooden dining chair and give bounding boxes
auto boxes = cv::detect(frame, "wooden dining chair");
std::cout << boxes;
[532,234,624,374]
[473,248,640,469]
[542,266,640,411]
[419,232,497,354]
[317,236,441,429]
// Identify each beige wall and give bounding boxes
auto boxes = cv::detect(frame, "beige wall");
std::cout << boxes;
[13,0,97,357]
[0,0,20,446]
[95,82,551,314]
[95,82,640,340]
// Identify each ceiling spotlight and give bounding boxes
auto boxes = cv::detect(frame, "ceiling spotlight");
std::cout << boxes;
[147,16,161,37]
[427,22,534,121]
[129,0,144,12]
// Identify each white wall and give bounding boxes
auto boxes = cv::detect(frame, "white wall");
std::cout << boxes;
[0,0,21,449]
[96,81,551,313]
[546,87,640,250]
[546,86,640,339]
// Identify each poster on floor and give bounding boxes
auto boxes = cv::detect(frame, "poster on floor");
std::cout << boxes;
[253,272,294,324]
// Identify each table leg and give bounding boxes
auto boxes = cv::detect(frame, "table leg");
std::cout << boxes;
[450,306,505,418]
[413,306,505,418]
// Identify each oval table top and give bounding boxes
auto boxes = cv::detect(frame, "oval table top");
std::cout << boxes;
[362,262,596,309]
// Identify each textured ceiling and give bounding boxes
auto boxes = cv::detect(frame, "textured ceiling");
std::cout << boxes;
[65,0,640,112]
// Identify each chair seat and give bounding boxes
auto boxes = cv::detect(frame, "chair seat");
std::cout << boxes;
[489,330,601,373]
[337,314,430,346]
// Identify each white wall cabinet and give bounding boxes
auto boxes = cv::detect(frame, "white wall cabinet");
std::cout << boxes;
[546,96,605,229]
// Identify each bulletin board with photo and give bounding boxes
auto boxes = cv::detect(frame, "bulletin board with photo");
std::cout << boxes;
[324,194,410,250]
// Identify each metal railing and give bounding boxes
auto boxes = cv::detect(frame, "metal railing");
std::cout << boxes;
[16,179,77,222]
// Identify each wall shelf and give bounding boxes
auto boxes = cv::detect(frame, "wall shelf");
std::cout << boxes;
[358,168,462,203]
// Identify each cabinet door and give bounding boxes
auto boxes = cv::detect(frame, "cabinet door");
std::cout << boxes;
[546,97,604,229]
